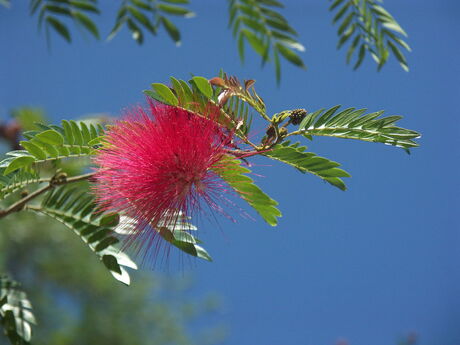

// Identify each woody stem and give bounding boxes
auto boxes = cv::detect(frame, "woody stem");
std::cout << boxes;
[0,172,95,219]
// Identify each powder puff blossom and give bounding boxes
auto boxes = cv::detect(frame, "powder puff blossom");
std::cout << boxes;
[93,103,238,255]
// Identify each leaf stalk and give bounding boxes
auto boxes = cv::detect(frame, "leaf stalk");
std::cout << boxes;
[0,172,95,219]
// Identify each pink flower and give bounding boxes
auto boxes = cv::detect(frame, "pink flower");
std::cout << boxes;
[93,103,236,256]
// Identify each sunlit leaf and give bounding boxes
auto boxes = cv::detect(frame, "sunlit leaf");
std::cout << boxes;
[29,187,138,285]
[298,105,420,149]
[330,0,410,71]
[214,156,281,226]
[0,275,36,344]
[229,0,305,83]
[264,141,350,190]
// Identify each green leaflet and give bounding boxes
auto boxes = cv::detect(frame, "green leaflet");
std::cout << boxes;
[2,156,35,176]
[108,0,193,45]
[214,156,281,227]
[145,78,207,112]
[160,225,212,262]
[159,217,212,261]
[32,0,193,46]
[0,275,36,345]
[34,129,64,145]
[28,187,137,285]
[191,76,214,99]
[1,120,104,175]
[329,0,410,71]
[145,75,236,132]
[150,83,179,106]
[298,105,420,150]
[264,141,350,191]
[32,0,100,44]
[73,11,100,39]
[228,0,305,83]
[0,169,40,200]
[114,215,212,262]
[223,95,253,136]
[161,16,180,44]
[46,16,71,42]
[145,74,264,138]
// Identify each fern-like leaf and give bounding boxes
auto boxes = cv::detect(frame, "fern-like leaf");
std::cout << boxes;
[28,187,138,285]
[0,275,36,345]
[214,156,281,227]
[264,141,351,190]
[158,215,212,261]
[329,0,410,71]
[298,106,420,149]
[115,214,212,262]
[109,0,195,45]
[211,74,267,120]
[30,0,100,43]
[0,170,40,200]
[145,75,257,138]
[146,77,213,111]
[223,95,253,136]
[0,120,104,175]
[228,0,306,83]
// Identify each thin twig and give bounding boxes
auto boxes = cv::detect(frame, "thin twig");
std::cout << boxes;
[0,172,95,219]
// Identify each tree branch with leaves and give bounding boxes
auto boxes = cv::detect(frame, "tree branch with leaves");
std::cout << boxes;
[0,74,420,283]
[0,0,410,82]
[0,2,419,344]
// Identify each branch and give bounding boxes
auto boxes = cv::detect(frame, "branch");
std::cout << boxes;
[0,172,95,219]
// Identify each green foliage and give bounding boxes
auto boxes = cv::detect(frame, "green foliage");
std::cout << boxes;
[264,141,351,191]
[109,0,195,45]
[213,74,267,120]
[145,74,420,200]
[11,108,46,132]
[0,74,420,293]
[0,120,104,176]
[159,220,213,262]
[0,154,34,178]
[298,105,420,150]
[3,1,412,81]
[0,275,35,345]
[329,0,410,71]
[29,0,194,45]
[0,170,40,200]
[30,0,101,43]
[191,76,214,99]
[115,215,213,262]
[145,75,254,138]
[214,157,281,227]
[0,213,226,345]
[27,186,138,285]
[228,0,306,83]
[9,1,412,80]
[146,77,211,109]
[146,75,238,133]
[223,96,253,137]
[145,74,269,140]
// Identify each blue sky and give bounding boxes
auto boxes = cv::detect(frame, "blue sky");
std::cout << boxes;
[1,1,459,345]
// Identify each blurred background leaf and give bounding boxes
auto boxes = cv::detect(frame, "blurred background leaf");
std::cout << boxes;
[228,0,306,83]
[107,0,194,45]
[30,0,101,44]
[329,0,410,71]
